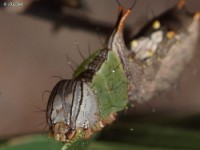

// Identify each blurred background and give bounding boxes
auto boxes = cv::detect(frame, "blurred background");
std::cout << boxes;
[0,0,200,149]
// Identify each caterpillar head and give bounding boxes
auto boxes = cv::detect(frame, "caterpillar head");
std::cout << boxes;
[46,80,100,141]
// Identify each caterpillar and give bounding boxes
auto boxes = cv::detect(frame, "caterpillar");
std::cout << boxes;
[46,2,131,142]
[46,0,200,143]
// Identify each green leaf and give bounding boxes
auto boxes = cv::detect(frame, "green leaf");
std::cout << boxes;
[0,135,63,150]
[3,116,200,150]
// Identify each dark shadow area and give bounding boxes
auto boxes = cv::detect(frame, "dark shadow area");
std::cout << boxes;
[20,0,132,43]
[97,113,200,150]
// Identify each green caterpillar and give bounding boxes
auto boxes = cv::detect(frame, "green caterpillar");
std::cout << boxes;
[46,3,131,142]
[46,0,200,144]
